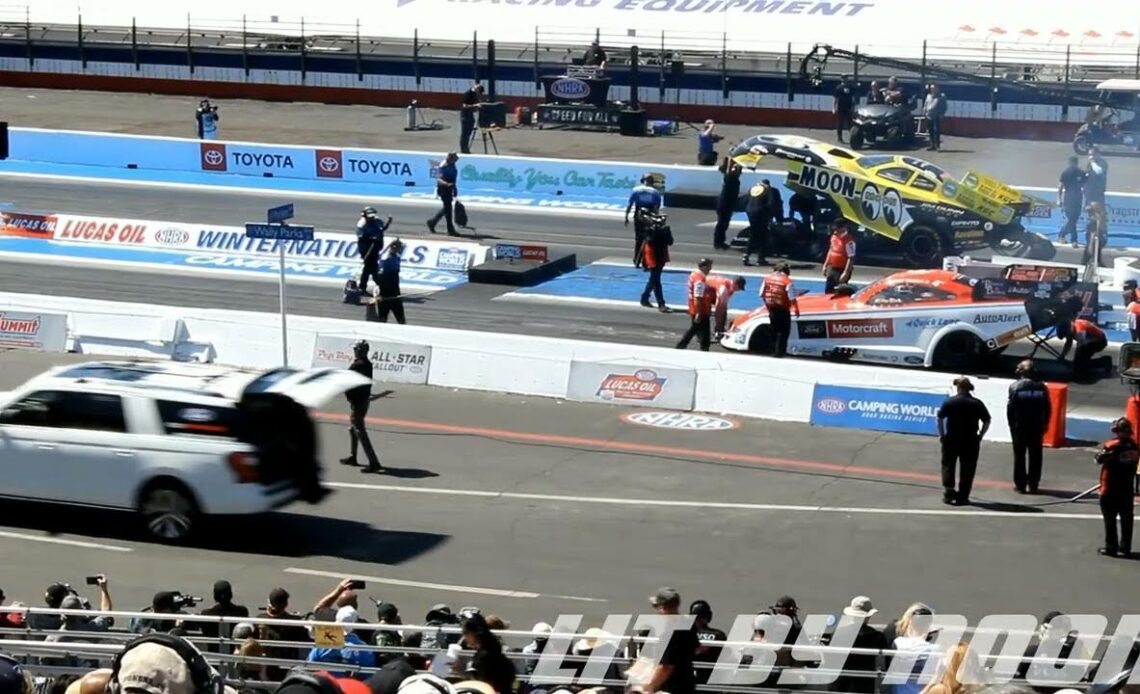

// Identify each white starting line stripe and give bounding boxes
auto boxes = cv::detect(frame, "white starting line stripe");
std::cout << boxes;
[327,482,1105,520]
[283,567,605,603]
[0,529,133,552]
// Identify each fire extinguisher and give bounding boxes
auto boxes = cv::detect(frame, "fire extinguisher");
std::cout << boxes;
[405,101,418,131]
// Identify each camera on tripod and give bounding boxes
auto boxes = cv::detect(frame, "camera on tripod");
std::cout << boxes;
[1120,342,1140,386]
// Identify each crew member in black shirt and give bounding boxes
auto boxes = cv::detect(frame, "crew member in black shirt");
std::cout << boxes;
[583,39,607,70]
[341,340,382,473]
[1057,156,1086,245]
[1096,418,1138,558]
[689,600,726,686]
[743,181,773,266]
[459,83,484,154]
[936,376,991,505]
[713,159,742,250]
[644,587,698,694]
[833,75,855,143]
[199,580,249,652]
[1007,360,1052,494]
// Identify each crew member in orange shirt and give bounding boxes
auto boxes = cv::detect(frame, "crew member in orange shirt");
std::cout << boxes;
[677,258,715,351]
[761,261,800,358]
[1095,418,1138,558]
[1060,312,1108,377]
[1127,299,1140,343]
[823,221,856,294]
[708,275,747,337]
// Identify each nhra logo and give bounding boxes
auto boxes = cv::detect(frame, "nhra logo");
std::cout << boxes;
[200,143,227,171]
[827,318,894,338]
[436,248,470,272]
[550,78,591,100]
[815,397,847,415]
[154,227,190,247]
[597,369,666,402]
[315,149,343,179]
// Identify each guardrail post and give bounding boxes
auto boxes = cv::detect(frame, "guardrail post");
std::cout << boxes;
[241,16,249,77]
[187,14,195,75]
[300,18,307,84]
[78,14,85,70]
[472,31,479,82]
[921,39,927,87]
[853,44,859,86]
[989,42,996,113]
[132,18,140,71]
[487,39,497,101]
[1062,44,1071,119]
[24,11,33,69]
[630,44,640,109]
[355,20,363,82]
[413,29,420,86]
[720,32,728,99]
[533,27,539,90]
[786,42,793,102]
[658,32,666,100]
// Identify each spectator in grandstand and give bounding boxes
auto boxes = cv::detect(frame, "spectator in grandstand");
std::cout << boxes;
[27,583,73,635]
[110,634,226,694]
[372,602,404,658]
[484,616,509,631]
[131,591,191,635]
[461,614,517,694]
[422,605,460,651]
[518,622,553,676]
[1,601,25,630]
[637,587,697,694]
[833,74,856,143]
[61,670,113,694]
[924,642,988,694]
[0,653,32,694]
[232,626,269,682]
[365,660,417,694]
[46,575,114,655]
[885,604,940,694]
[923,83,948,151]
[199,580,250,651]
[257,587,311,680]
[569,628,624,688]
[689,600,726,686]
[736,612,792,689]
[1017,612,1089,691]
[770,596,802,653]
[307,606,377,677]
[832,596,888,694]
[396,674,457,694]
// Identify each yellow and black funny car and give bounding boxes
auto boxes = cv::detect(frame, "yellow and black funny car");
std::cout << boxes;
[730,134,1056,268]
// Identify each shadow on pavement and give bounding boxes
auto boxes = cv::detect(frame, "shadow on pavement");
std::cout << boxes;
[967,500,1044,513]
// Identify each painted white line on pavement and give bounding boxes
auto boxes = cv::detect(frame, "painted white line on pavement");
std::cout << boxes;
[0,171,625,219]
[494,292,746,317]
[327,482,1105,520]
[0,529,133,552]
[283,567,605,603]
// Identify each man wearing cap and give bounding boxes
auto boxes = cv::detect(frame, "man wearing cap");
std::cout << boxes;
[707,274,747,338]
[520,622,553,675]
[689,600,726,686]
[937,376,991,505]
[307,605,378,677]
[356,207,391,296]
[257,587,309,678]
[422,604,460,650]
[341,340,382,473]
[742,180,774,266]
[677,258,715,352]
[761,262,800,358]
[110,634,226,694]
[373,602,403,656]
[833,75,855,143]
[1007,360,1052,495]
[626,175,664,268]
[27,582,72,634]
[822,221,856,294]
[1095,418,1138,558]
[199,580,249,651]
[641,587,698,694]
[833,597,887,694]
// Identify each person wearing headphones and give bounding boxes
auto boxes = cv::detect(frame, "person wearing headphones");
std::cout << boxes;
[1006,360,1052,494]
[107,633,228,694]
[625,174,663,268]
[355,207,391,297]
[340,340,382,473]
[1095,418,1138,558]
[936,376,991,506]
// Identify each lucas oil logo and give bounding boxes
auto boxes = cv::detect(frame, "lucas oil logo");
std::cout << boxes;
[597,369,667,402]
[436,248,470,272]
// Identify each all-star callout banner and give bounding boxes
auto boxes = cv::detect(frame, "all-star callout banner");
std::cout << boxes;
[19,0,1140,55]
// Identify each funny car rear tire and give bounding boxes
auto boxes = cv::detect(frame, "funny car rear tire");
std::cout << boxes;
[899,225,945,268]
[932,331,985,371]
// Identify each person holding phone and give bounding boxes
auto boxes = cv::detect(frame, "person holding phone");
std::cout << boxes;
[45,575,114,663]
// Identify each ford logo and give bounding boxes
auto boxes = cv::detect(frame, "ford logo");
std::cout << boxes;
[551,78,590,100]
[816,397,846,414]
[155,227,190,246]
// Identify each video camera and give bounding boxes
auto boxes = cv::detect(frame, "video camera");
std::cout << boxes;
[172,593,202,609]
[1120,343,1140,387]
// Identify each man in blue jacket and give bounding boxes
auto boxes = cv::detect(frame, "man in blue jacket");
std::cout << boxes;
[307,606,377,678]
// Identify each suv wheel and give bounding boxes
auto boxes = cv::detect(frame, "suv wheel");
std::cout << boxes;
[139,483,198,542]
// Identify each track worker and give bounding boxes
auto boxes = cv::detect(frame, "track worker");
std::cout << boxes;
[355,207,390,296]
[1006,360,1051,494]
[427,152,460,236]
[1059,313,1108,378]
[1128,298,1140,343]
[713,159,742,251]
[936,376,991,506]
[677,258,714,351]
[1094,418,1138,558]
[372,239,407,325]
[760,262,799,358]
[823,221,856,294]
[639,210,673,312]
[626,174,663,267]
[708,275,747,337]
[340,340,382,474]
[742,180,773,267]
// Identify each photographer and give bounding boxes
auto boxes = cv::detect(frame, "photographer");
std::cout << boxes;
[196,99,219,140]
[697,120,723,166]
[131,590,198,635]
[638,210,673,312]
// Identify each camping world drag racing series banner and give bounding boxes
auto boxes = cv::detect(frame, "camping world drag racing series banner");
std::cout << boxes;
[810,383,944,436]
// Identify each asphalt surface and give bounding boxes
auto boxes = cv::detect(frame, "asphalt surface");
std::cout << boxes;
[4,86,1140,190]
[0,350,1134,632]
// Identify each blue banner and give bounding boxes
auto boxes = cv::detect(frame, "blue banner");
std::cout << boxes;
[810,384,944,436]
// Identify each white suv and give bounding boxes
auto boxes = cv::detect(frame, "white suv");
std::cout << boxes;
[0,360,368,542]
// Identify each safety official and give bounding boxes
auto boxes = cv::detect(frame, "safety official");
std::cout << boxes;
[459,82,484,154]
[355,207,391,295]
[1127,298,1140,343]
[708,274,746,337]
[713,159,742,251]
[742,181,773,267]
[427,152,460,236]
[639,210,673,312]
[1094,418,1138,558]
[1059,313,1108,378]
[823,221,856,294]
[625,174,663,267]
[1006,360,1052,494]
[371,239,407,324]
[677,258,714,351]
[761,261,799,358]
[341,340,382,473]
[936,376,991,506]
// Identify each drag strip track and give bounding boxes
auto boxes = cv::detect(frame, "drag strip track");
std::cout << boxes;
[0,176,1127,412]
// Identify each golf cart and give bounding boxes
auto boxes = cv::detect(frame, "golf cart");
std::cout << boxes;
[850,97,921,150]
[1073,78,1140,154]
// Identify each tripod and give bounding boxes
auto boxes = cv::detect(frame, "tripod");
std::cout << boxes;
[479,127,499,154]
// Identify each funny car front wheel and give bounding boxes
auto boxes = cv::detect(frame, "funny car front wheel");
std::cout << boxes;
[899,225,944,268]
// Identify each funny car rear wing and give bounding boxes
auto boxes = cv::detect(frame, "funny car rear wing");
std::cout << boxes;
[946,169,1054,224]
[963,264,1099,328]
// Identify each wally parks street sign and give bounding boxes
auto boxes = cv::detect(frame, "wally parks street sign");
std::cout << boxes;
[245,207,315,366]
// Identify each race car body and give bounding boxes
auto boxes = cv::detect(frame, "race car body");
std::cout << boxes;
[729,134,1055,268]
[720,269,1035,370]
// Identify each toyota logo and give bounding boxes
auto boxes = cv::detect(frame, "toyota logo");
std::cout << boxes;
[203,150,224,166]
[319,156,340,173]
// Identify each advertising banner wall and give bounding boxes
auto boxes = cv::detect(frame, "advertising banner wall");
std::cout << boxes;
[565,361,696,409]
[809,383,945,436]
[311,334,431,385]
[0,310,68,352]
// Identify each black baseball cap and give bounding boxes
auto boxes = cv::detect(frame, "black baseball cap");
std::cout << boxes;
[45,583,70,607]
[689,600,712,619]
[268,587,290,609]
[774,595,798,610]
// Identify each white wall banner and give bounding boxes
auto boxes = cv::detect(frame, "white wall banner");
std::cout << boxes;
[565,361,696,409]
[311,334,432,385]
[0,311,68,352]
